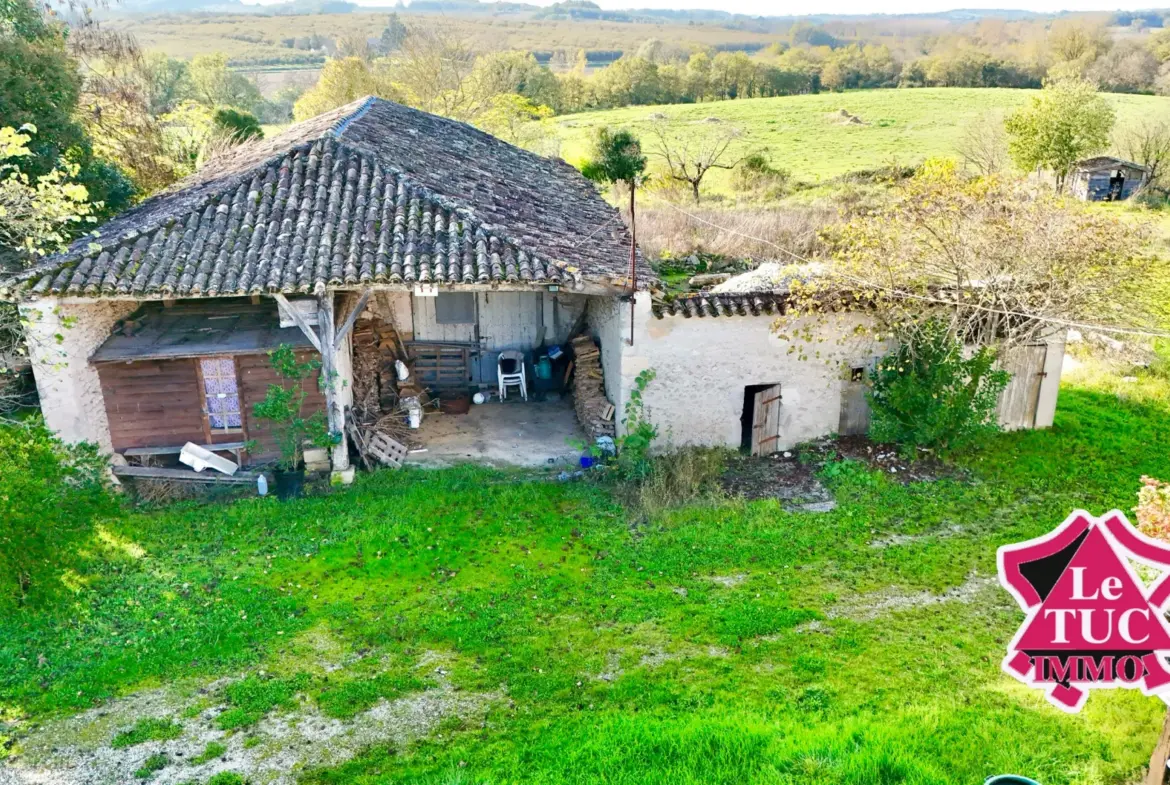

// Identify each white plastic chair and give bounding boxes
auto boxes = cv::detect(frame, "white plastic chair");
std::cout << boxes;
[497,350,527,401]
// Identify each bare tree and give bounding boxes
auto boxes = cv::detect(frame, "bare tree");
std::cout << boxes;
[649,117,746,202]
[387,24,477,121]
[1115,118,1170,194]
[784,163,1165,353]
[956,110,1008,176]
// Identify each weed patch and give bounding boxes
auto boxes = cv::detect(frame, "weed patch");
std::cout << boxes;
[217,673,310,730]
[110,717,183,749]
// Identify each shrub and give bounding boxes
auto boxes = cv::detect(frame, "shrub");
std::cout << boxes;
[251,345,334,471]
[192,741,227,765]
[208,773,247,785]
[867,320,1010,454]
[134,753,169,779]
[0,420,117,607]
[212,108,264,143]
[731,150,789,193]
[1135,475,1170,540]
[111,718,183,749]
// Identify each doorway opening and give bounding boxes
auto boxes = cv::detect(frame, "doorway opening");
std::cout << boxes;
[740,383,782,455]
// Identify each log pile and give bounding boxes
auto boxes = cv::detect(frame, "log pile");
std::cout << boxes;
[351,317,408,416]
[570,335,615,440]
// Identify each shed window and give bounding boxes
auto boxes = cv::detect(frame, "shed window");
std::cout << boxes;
[199,357,243,432]
[435,292,476,324]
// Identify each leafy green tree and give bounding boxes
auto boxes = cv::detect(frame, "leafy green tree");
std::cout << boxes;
[0,0,134,216]
[0,125,98,268]
[580,126,646,287]
[293,57,399,121]
[380,12,408,51]
[188,53,262,112]
[213,107,264,143]
[466,50,560,112]
[1005,78,1115,190]
[472,93,553,150]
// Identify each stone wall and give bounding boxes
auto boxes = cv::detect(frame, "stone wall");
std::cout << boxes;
[586,295,625,409]
[20,298,139,453]
[620,292,883,451]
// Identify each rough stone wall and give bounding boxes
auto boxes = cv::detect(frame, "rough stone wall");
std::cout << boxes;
[20,298,139,452]
[623,293,882,451]
[586,295,625,409]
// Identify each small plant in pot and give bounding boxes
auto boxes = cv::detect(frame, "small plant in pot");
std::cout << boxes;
[252,345,335,500]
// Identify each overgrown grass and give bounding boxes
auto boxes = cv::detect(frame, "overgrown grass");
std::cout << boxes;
[110,718,184,749]
[1,367,1168,783]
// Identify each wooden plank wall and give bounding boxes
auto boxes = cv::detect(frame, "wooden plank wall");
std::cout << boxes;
[96,350,325,463]
[238,351,326,462]
[98,360,207,449]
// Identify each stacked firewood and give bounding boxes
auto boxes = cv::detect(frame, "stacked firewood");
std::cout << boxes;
[351,317,409,415]
[570,335,615,440]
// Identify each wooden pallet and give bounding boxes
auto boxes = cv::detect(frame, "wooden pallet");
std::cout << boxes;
[367,432,408,467]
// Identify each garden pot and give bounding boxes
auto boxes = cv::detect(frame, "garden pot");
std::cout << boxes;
[273,468,305,500]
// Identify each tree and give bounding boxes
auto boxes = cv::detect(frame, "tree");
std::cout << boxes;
[472,93,554,152]
[0,125,97,270]
[956,110,1008,175]
[1005,78,1114,191]
[1116,118,1170,192]
[465,50,560,114]
[135,53,192,115]
[188,53,262,112]
[0,0,134,218]
[580,126,647,297]
[648,117,746,202]
[213,107,263,144]
[804,161,1164,353]
[387,23,477,120]
[293,57,399,121]
[380,13,408,52]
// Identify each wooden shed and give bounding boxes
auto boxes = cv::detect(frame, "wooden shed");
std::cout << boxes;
[1068,157,1149,202]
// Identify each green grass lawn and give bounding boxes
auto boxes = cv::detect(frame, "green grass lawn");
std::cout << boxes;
[554,87,1170,190]
[2,366,1169,784]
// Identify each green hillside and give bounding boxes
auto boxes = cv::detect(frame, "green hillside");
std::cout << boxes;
[554,88,1170,186]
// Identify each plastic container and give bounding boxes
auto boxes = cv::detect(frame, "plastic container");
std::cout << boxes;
[535,355,552,380]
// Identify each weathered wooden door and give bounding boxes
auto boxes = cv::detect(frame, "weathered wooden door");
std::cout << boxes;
[751,384,782,456]
[997,344,1048,430]
[838,372,870,436]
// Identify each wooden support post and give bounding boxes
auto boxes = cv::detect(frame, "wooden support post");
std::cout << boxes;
[316,291,349,474]
[272,293,322,353]
[334,289,371,350]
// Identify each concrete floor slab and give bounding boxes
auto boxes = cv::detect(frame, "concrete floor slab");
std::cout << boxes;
[407,395,585,468]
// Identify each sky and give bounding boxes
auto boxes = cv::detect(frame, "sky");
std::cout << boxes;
[392,0,1148,15]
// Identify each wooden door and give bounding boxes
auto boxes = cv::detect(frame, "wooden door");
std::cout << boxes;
[997,345,1048,430]
[751,384,782,456]
[838,369,870,436]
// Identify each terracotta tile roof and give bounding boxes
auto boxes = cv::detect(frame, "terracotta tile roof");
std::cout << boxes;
[2,97,645,300]
[651,292,789,319]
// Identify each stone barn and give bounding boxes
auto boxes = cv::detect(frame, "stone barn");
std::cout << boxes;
[0,97,1067,480]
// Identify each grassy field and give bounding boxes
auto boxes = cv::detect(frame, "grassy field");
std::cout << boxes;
[108,11,779,64]
[555,87,1170,187]
[2,362,1169,784]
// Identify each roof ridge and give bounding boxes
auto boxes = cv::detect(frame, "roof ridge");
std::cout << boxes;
[328,96,378,139]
